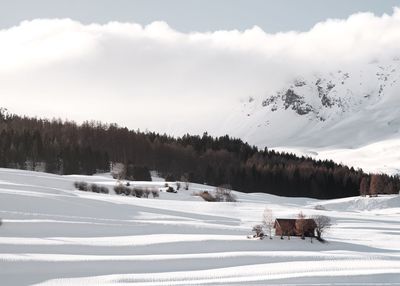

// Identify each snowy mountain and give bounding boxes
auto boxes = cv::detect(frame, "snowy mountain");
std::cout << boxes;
[220,59,400,174]
[1,168,400,285]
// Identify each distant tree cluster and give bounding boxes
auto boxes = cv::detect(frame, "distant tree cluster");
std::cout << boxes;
[1,108,399,199]
[359,174,398,197]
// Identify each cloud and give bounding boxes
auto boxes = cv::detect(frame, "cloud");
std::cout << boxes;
[1,8,400,135]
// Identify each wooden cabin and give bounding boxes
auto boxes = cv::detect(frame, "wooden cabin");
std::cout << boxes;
[274,218,316,237]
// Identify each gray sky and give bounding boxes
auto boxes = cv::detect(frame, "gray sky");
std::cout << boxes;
[0,0,398,32]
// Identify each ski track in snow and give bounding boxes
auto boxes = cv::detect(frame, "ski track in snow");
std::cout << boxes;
[0,168,399,285]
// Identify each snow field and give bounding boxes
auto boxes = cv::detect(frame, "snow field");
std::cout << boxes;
[0,168,399,285]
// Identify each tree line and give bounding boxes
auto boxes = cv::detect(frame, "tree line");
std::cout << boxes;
[0,108,399,199]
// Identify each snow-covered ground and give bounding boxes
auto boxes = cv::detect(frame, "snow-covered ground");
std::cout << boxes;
[0,168,399,285]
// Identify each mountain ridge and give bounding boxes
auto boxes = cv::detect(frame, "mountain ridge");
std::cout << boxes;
[219,59,400,174]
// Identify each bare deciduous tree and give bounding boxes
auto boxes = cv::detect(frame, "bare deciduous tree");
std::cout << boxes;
[215,185,236,202]
[181,175,189,190]
[359,177,370,197]
[295,211,307,239]
[369,174,383,197]
[262,208,274,239]
[312,215,331,241]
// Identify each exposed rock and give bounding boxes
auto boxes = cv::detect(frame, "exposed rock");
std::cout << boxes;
[282,89,314,115]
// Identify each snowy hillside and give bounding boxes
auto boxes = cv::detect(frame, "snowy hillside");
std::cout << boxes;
[1,168,400,285]
[220,59,400,174]
[275,138,400,175]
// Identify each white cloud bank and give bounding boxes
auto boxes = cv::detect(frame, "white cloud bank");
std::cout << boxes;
[1,8,400,136]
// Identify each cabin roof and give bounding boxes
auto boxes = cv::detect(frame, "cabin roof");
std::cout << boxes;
[274,218,317,229]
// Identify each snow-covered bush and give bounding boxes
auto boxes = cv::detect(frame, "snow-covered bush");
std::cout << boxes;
[143,189,150,198]
[74,182,109,194]
[99,186,109,194]
[90,184,100,193]
[74,181,88,191]
[215,186,236,202]
[196,188,236,202]
[314,204,326,210]
[251,224,264,239]
[166,186,177,193]
[133,188,144,198]
[114,185,130,195]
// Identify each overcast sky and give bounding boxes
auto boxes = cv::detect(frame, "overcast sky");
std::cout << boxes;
[1,1,400,137]
[0,0,399,32]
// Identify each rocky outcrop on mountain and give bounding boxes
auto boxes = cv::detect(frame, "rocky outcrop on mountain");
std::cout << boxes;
[233,59,400,150]
[254,60,400,123]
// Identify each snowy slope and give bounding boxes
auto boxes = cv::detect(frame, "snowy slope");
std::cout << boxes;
[0,168,400,285]
[275,138,400,175]
[218,59,400,174]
